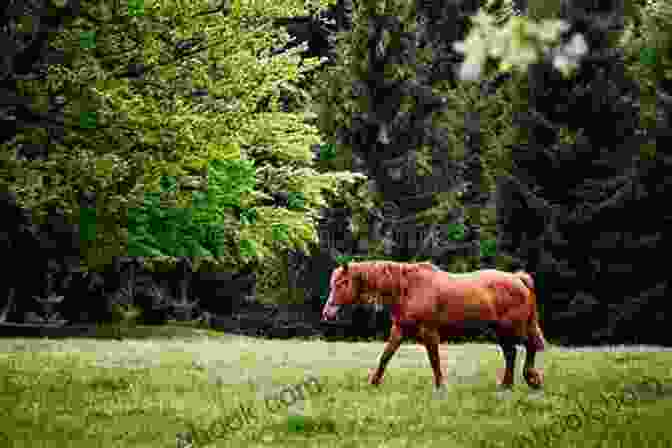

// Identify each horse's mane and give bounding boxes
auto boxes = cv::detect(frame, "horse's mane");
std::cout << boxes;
[349,261,434,281]
[341,261,436,305]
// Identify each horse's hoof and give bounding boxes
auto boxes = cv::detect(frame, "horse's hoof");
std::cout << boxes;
[495,389,514,400]
[497,368,514,389]
[433,383,448,399]
[526,378,543,389]
[524,368,544,389]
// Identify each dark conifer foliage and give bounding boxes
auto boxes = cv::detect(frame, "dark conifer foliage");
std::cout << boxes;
[497,0,671,345]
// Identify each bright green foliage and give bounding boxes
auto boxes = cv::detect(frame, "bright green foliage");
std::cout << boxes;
[127,161,256,262]
[446,222,467,241]
[316,143,337,161]
[1,0,364,288]
[480,238,497,258]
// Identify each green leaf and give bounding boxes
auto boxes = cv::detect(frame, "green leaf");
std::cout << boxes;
[79,111,97,129]
[160,175,178,193]
[239,239,257,259]
[318,143,337,161]
[79,31,96,49]
[80,207,97,242]
[480,239,497,258]
[447,222,466,241]
[127,0,144,16]
[191,191,209,209]
[240,208,258,225]
[127,237,165,257]
[640,47,657,65]
[271,223,290,242]
[287,192,306,210]
[335,254,354,265]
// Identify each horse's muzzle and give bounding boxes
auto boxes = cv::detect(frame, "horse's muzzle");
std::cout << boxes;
[321,305,340,321]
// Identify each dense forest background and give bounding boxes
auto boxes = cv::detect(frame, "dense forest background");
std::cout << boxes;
[0,0,670,345]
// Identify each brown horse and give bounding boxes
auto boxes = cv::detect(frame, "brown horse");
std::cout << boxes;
[321,261,545,391]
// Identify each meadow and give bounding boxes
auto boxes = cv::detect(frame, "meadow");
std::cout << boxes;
[0,325,671,448]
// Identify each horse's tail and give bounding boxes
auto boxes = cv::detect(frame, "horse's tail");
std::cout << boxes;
[513,271,546,352]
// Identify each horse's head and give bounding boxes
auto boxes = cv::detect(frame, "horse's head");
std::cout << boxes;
[321,263,364,321]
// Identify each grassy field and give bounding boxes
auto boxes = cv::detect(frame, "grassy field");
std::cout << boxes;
[0,325,671,448]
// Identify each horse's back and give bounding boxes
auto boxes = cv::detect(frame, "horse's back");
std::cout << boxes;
[431,269,531,315]
[447,269,527,290]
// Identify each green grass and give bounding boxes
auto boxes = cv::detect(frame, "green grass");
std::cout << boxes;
[0,325,671,447]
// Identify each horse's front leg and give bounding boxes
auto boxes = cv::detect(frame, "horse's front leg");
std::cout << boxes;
[523,340,543,389]
[418,325,444,391]
[369,322,403,386]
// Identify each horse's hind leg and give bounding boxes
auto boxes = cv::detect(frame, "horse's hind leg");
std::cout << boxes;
[370,323,402,386]
[523,341,543,389]
[497,336,517,389]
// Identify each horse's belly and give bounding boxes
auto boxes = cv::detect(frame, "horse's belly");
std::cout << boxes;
[435,300,497,322]
[437,319,498,341]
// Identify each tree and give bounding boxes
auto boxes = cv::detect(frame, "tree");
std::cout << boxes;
[312,0,539,272]
[0,0,364,306]
[456,0,672,344]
